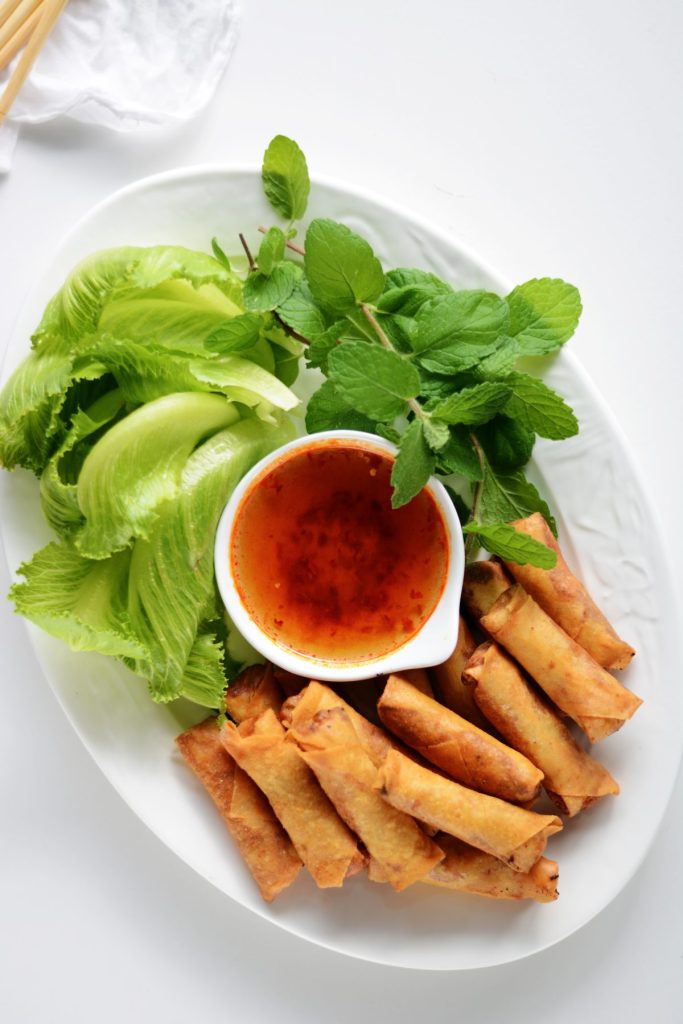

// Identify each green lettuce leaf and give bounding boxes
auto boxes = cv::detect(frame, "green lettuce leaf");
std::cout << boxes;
[34,246,240,347]
[75,392,240,559]
[40,388,126,538]
[127,415,295,702]
[10,542,146,659]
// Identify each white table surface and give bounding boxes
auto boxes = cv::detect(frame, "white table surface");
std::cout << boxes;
[1,2,681,1020]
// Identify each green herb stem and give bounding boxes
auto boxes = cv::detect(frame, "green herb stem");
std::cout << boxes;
[257,224,305,256]
[359,302,424,421]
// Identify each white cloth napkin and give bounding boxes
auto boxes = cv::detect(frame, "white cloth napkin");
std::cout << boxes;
[0,0,240,171]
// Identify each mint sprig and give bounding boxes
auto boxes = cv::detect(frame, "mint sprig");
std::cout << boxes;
[244,135,584,568]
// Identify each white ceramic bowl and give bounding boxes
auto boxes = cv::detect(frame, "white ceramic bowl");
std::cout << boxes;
[214,430,464,681]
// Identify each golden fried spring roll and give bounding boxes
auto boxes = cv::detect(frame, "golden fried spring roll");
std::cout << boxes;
[377,675,543,803]
[374,749,562,872]
[281,681,397,767]
[225,663,283,724]
[220,709,364,887]
[507,513,635,670]
[481,586,642,743]
[396,668,434,698]
[293,708,443,891]
[463,643,620,816]
[462,560,513,620]
[176,718,302,902]
[432,615,491,730]
[423,834,559,902]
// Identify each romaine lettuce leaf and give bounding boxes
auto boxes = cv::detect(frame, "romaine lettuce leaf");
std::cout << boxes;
[127,414,295,702]
[34,246,242,347]
[89,337,297,414]
[10,542,147,659]
[75,392,240,559]
[40,389,126,537]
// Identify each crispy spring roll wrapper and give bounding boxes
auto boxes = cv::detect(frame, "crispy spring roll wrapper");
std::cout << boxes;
[374,749,562,872]
[481,586,643,744]
[463,643,620,816]
[507,513,635,670]
[431,616,491,730]
[462,561,513,621]
[293,708,444,891]
[281,681,397,767]
[396,668,434,698]
[423,834,559,902]
[377,675,543,804]
[220,709,364,887]
[225,663,283,724]
[176,718,302,902]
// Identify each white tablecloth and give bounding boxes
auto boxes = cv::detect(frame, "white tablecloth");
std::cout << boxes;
[1,2,681,1020]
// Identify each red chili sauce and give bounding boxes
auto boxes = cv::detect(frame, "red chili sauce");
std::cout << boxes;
[230,441,449,663]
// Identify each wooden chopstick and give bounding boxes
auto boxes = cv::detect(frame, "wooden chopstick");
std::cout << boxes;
[0,0,23,28]
[0,0,41,71]
[0,0,65,122]
[0,0,41,51]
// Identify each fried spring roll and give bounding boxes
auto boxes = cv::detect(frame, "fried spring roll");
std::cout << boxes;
[423,834,559,903]
[396,668,434,698]
[225,663,283,723]
[462,561,513,620]
[293,707,444,891]
[220,709,364,887]
[481,586,642,743]
[463,643,620,815]
[374,749,562,872]
[432,615,491,730]
[281,681,396,767]
[377,675,543,804]
[507,513,635,670]
[176,718,302,902]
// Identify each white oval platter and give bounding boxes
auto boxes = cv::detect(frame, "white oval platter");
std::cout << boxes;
[1,167,681,971]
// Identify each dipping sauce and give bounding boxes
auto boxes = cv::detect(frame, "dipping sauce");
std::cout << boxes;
[229,440,449,663]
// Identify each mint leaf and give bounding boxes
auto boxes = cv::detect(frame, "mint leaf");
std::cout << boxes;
[261,135,310,221]
[328,341,420,420]
[504,372,578,440]
[272,345,300,387]
[257,227,286,277]
[476,415,535,471]
[210,237,231,272]
[243,262,298,312]
[507,278,582,355]
[385,267,454,293]
[431,382,511,426]
[436,426,482,480]
[277,281,328,340]
[413,291,509,374]
[422,416,450,452]
[479,461,556,535]
[474,336,520,379]
[390,420,435,508]
[378,313,416,352]
[462,521,557,568]
[204,313,263,353]
[304,219,384,314]
[378,282,449,317]
[305,380,376,433]
[375,423,401,445]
